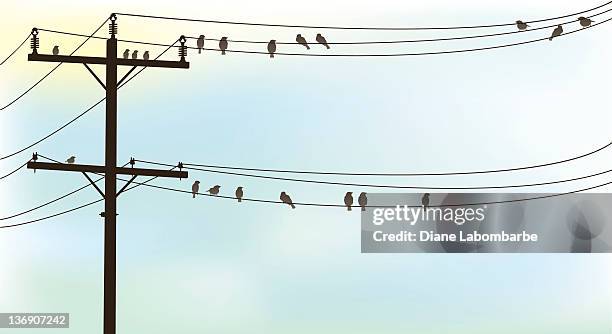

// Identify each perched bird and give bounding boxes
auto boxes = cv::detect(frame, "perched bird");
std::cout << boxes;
[208,185,221,195]
[421,193,430,209]
[219,37,228,55]
[316,33,330,49]
[358,192,367,211]
[66,156,76,164]
[143,51,149,60]
[516,20,529,31]
[549,25,563,41]
[235,187,244,202]
[280,192,296,209]
[52,46,59,56]
[123,49,130,59]
[191,181,200,198]
[296,34,310,49]
[132,50,138,60]
[578,17,593,27]
[344,192,353,211]
[197,35,205,54]
[267,40,276,58]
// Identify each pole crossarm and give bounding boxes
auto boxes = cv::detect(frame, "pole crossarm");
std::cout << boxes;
[83,63,106,90]
[27,161,188,178]
[28,53,189,68]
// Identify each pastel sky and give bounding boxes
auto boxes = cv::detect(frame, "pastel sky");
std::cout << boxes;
[1,0,612,333]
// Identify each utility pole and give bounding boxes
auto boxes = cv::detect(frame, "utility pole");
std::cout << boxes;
[26,15,189,334]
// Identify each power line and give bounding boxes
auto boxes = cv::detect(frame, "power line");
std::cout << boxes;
[175,141,612,177]
[0,18,108,111]
[123,175,612,208]
[136,159,612,190]
[115,2,612,31]
[0,161,28,180]
[0,32,31,66]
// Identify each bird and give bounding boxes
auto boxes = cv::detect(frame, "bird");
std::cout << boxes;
[267,40,276,58]
[421,193,430,209]
[235,187,244,202]
[578,17,593,27]
[296,34,310,49]
[316,33,330,49]
[208,185,221,195]
[123,49,130,59]
[132,50,138,60]
[191,181,200,198]
[344,192,353,211]
[52,46,59,56]
[516,20,529,31]
[143,51,149,60]
[219,37,228,55]
[66,156,76,164]
[549,25,563,41]
[197,35,205,54]
[358,192,367,211]
[280,192,296,209]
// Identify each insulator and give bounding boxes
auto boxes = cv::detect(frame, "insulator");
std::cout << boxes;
[109,14,118,36]
[30,28,39,54]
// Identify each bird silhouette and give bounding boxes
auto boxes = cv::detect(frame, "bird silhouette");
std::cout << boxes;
[66,156,76,164]
[280,192,296,209]
[549,25,563,41]
[123,49,130,59]
[422,193,430,209]
[267,40,276,58]
[236,187,244,202]
[296,34,310,49]
[316,34,330,49]
[344,192,353,211]
[515,20,529,31]
[578,17,593,27]
[143,51,149,60]
[132,50,138,59]
[358,192,367,211]
[219,37,228,55]
[52,46,59,56]
[208,185,221,195]
[191,181,200,198]
[197,35,205,54]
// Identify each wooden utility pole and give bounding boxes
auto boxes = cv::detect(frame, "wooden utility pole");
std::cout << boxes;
[26,14,189,334]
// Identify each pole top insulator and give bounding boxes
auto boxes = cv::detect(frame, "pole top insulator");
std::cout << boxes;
[179,35,187,44]
[110,14,117,22]
[31,28,38,36]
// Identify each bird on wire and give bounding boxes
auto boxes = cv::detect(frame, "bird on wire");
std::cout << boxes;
[191,181,200,198]
[132,50,138,59]
[143,51,149,60]
[358,192,367,212]
[422,193,430,209]
[66,156,76,164]
[316,33,330,49]
[578,16,594,27]
[52,46,59,55]
[280,192,296,209]
[344,192,353,211]
[123,49,130,59]
[197,35,205,54]
[549,25,563,40]
[236,187,244,202]
[296,34,310,49]
[219,37,228,55]
[515,20,529,31]
[267,40,276,58]
[208,185,221,195]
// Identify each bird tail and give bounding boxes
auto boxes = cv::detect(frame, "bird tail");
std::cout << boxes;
[238,198,242,202]
[347,206,352,211]
[291,204,296,209]
[306,45,310,50]
[222,50,226,55]
[193,193,196,198]
[326,45,330,49]
[270,54,274,58]
[549,37,553,41]
[199,49,202,54]
[361,206,366,212]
